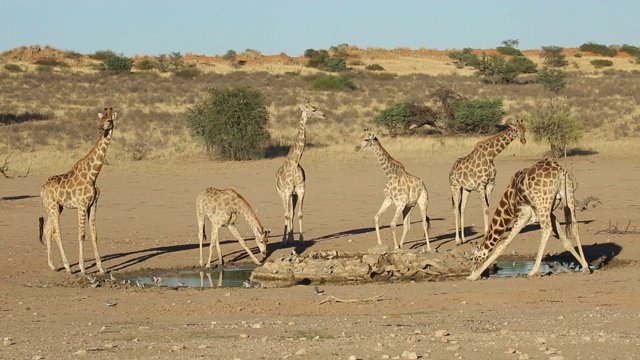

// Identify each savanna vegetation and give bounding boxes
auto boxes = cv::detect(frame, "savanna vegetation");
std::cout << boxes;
[1,43,639,176]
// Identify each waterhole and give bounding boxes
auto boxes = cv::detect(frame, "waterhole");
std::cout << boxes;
[491,260,590,278]
[122,268,255,288]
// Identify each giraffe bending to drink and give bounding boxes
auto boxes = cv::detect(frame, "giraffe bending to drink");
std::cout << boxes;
[449,119,526,245]
[196,187,269,267]
[356,130,431,251]
[275,103,327,244]
[39,108,117,274]
[467,158,591,281]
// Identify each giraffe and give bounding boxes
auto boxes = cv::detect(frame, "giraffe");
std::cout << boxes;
[38,108,117,274]
[196,187,270,267]
[449,119,526,245]
[356,130,431,251]
[467,158,591,281]
[275,102,327,244]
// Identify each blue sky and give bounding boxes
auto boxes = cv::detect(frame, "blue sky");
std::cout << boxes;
[2,0,638,57]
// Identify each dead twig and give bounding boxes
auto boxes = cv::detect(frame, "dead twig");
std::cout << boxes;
[0,153,32,178]
[318,291,389,305]
[576,196,602,210]
[595,220,639,235]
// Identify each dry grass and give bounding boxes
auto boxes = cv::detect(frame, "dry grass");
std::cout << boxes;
[1,46,639,176]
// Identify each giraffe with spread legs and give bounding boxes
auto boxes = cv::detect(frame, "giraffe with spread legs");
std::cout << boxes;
[196,187,270,267]
[356,130,431,251]
[38,108,117,274]
[449,119,526,245]
[275,102,327,244]
[467,158,591,281]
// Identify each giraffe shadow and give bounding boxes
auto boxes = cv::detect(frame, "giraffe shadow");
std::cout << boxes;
[86,243,201,273]
[1,194,39,201]
[264,143,327,159]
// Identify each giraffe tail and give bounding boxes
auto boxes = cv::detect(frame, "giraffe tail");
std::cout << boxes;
[38,216,44,244]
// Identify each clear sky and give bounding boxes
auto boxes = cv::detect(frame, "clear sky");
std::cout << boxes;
[2,0,638,57]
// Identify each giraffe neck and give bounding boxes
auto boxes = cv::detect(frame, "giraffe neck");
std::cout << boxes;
[476,127,518,159]
[72,128,113,183]
[370,139,405,181]
[285,115,307,167]
[232,190,265,237]
[476,177,517,262]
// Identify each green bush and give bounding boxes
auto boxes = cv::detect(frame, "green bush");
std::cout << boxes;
[448,48,478,68]
[36,65,53,72]
[579,42,617,57]
[312,75,356,91]
[304,48,349,72]
[99,55,133,73]
[446,99,505,134]
[590,59,613,68]
[373,102,438,136]
[185,87,271,160]
[540,46,568,67]
[537,67,566,94]
[496,46,523,56]
[365,63,384,71]
[472,54,537,84]
[527,100,583,157]
[136,58,156,71]
[89,50,118,61]
[4,63,23,72]
[619,44,640,57]
[174,66,201,79]
[222,50,237,61]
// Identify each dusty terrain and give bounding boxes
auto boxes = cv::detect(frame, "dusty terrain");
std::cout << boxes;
[1,154,639,360]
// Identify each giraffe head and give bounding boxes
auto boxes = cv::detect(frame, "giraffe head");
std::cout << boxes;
[510,118,526,145]
[299,102,327,122]
[355,129,377,152]
[97,107,117,135]
[470,242,488,272]
[256,228,270,257]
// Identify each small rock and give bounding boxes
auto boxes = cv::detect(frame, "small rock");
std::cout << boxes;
[549,356,565,360]
[446,345,460,351]
[435,330,449,337]
[295,349,306,355]
[374,343,384,351]
[3,337,15,346]
[198,344,209,349]
[348,356,357,360]
[402,350,418,359]
[288,322,296,326]
[239,333,249,338]
[32,356,44,360]
[518,354,530,360]
[534,337,546,344]
[73,350,87,356]
[171,344,185,351]
[506,348,517,354]
[252,322,262,329]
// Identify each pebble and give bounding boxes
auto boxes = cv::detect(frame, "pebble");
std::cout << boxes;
[435,330,449,337]
[295,348,306,355]
[518,354,530,360]
[348,356,357,360]
[3,337,15,346]
[73,350,87,356]
[446,345,460,351]
[239,333,249,338]
[252,322,262,329]
[535,337,546,344]
[402,350,418,359]
[549,356,565,360]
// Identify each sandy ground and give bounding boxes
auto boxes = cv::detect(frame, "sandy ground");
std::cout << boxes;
[1,154,639,360]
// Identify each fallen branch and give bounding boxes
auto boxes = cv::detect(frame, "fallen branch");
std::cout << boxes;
[319,291,389,305]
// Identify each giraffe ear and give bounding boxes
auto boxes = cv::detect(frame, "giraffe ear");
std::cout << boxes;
[111,112,118,120]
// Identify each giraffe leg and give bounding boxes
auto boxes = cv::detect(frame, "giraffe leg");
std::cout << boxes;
[390,203,405,250]
[459,189,471,244]
[418,191,431,252]
[52,209,72,273]
[374,198,393,246]
[44,213,56,271]
[295,186,305,242]
[481,183,494,235]
[552,214,591,273]
[451,184,463,245]
[197,206,206,267]
[399,205,415,249]
[77,208,87,274]
[529,214,552,276]
[206,226,221,268]
[467,210,531,281]
[228,225,262,265]
[281,193,293,244]
[88,200,104,274]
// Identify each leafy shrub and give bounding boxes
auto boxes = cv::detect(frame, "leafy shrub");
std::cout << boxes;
[99,55,133,73]
[168,51,184,71]
[36,65,53,72]
[579,42,617,57]
[540,46,568,67]
[304,48,349,72]
[446,99,505,134]
[185,87,270,160]
[325,56,348,72]
[312,75,356,90]
[221,50,237,60]
[89,50,117,61]
[4,63,23,72]
[537,67,566,94]
[590,59,613,68]
[174,66,201,79]
[136,58,156,71]
[365,63,384,71]
[373,102,438,136]
[619,44,640,57]
[496,46,523,56]
[472,54,537,84]
[527,100,583,157]
[284,70,300,76]
[448,48,478,68]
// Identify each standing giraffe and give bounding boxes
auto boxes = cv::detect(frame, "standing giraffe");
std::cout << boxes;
[467,158,591,281]
[38,108,117,274]
[356,130,431,251]
[449,119,526,245]
[196,187,269,267]
[275,102,327,244]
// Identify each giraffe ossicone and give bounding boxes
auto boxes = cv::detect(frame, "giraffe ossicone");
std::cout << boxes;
[356,129,431,251]
[467,158,591,281]
[38,107,117,274]
[449,119,526,245]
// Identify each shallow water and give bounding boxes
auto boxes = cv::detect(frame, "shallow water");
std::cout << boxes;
[122,268,255,288]
[492,260,586,277]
